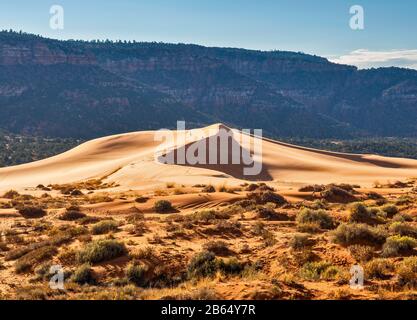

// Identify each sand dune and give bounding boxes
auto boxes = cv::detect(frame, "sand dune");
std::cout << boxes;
[1,123,417,191]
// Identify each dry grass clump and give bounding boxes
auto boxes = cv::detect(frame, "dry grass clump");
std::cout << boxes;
[300,261,340,281]
[365,258,393,280]
[252,222,276,247]
[77,239,127,264]
[91,220,119,235]
[380,205,399,218]
[18,206,47,219]
[72,263,96,284]
[290,234,313,251]
[331,223,387,246]
[348,245,375,262]
[320,185,357,203]
[186,209,230,224]
[256,206,290,221]
[397,257,417,288]
[2,190,20,199]
[381,235,417,257]
[296,208,335,230]
[389,222,417,238]
[126,263,148,287]
[15,246,57,273]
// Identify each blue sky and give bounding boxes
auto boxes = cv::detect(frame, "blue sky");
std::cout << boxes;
[1,0,417,69]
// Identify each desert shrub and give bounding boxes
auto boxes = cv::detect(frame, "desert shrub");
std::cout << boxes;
[300,261,338,281]
[389,222,417,238]
[397,257,417,288]
[365,258,393,279]
[256,207,290,221]
[59,210,86,221]
[382,236,417,257]
[72,263,95,284]
[126,263,148,287]
[297,222,322,234]
[2,190,20,199]
[202,185,216,193]
[135,196,149,203]
[348,245,375,262]
[203,241,231,256]
[187,251,218,279]
[381,205,399,218]
[15,246,57,273]
[70,189,84,196]
[248,191,287,206]
[331,223,387,246]
[187,210,229,223]
[320,186,356,203]
[77,240,127,264]
[78,216,102,225]
[91,220,119,235]
[218,258,245,275]
[18,206,46,219]
[392,213,413,222]
[349,203,382,224]
[396,196,412,206]
[298,185,325,192]
[290,234,312,250]
[154,200,174,213]
[296,208,334,230]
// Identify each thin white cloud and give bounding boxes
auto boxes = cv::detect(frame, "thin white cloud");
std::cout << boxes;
[329,49,417,70]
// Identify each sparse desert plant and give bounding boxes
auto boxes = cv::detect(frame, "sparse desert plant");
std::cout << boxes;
[72,263,95,284]
[397,257,417,288]
[349,203,382,224]
[331,223,387,246]
[248,191,287,206]
[296,208,334,230]
[15,246,57,273]
[300,261,338,281]
[166,182,175,189]
[389,222,417,238]
[381,235,417,257]
[91,220,119,235]
[18,206,46,219]
[134,196,149,204]
[297,222,322,234]
[187,251,218,279]
[154,200,174,213]
[348,245,375,262]
[218,258,245,275]
[187,209,229,223]
[58,210,86,221]
[365,258,393,280]
[392,213,413,222]
[126,263,148,287]
[381,205,399,218]
[77,239,127,264]
[2,190,20,199]
[290,234,312,251]
[320,185,356,203]
[203,241,231,256]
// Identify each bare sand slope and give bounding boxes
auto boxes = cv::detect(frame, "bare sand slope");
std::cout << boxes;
[1,124,417,191]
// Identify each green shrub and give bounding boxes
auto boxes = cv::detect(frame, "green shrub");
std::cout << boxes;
[72,263,95,284]
[382,236,417,257]
[331,223,387,246]
[154,200,174,213]
[91,220,119,235]
[296,208,334,229]
[126,263,148,287]
[187,251,218,279]
[397,257,417,287]
[77,240,127,264]
[18,206,46,219]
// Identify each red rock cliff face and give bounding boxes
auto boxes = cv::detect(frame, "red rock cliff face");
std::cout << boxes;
[0,43,96,65]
